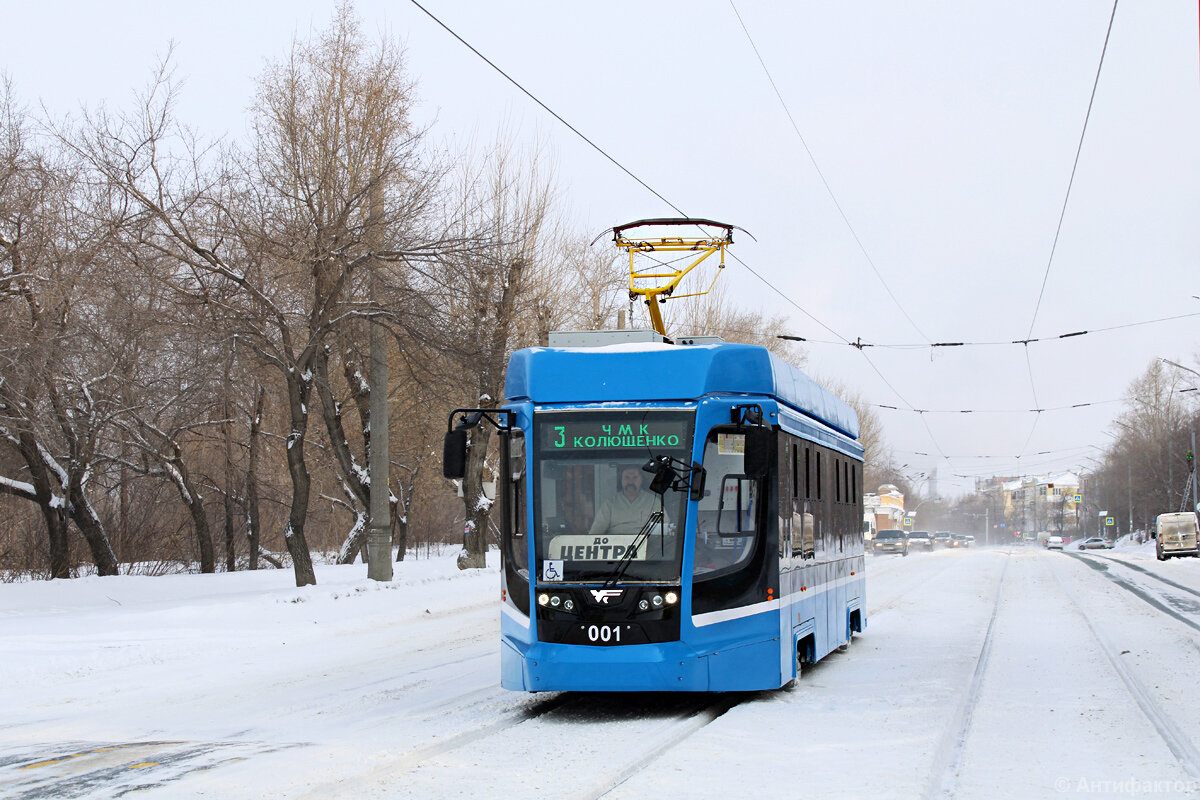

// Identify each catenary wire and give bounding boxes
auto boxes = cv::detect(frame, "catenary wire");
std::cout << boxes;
[780,311,1200,350]
[406,0,687,218]
[1026,0,1120,339]
[728,0,931,345]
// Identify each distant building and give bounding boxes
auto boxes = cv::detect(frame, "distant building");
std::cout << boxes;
[1007,473,1081,537]
[863,484,906,539]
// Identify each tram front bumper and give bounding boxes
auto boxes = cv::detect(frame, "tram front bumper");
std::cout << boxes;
[503,636,784,692]
[509,640,707,692]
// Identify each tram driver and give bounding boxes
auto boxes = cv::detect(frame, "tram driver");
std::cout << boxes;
[588,463,669,538]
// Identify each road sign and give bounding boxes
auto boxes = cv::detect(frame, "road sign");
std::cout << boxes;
[1105,517,1115,527]
[902,517,912,526]
[1073,494,1082,503]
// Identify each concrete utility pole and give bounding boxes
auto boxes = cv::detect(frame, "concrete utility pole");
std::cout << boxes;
[366,184,392,582]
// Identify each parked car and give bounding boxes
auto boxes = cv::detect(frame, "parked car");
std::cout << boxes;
[1155,512,1199,560]
[933,531,953,548]
[873,528,909,556]
[1077,537,1113,550]
[908,530,934,550]
[950,534,972,548]
[1045,535,1064,550]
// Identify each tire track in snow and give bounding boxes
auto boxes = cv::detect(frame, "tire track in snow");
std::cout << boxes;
[1050,556,1200,781]
[1067,553,1200,636]
[1083,553,1200,600]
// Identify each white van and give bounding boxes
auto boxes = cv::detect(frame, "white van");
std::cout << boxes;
[1155,512,1199,560]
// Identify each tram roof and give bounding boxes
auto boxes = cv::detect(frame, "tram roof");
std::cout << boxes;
[506,342,859,440]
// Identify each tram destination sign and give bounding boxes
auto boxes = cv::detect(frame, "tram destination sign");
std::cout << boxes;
[538,418,689,452]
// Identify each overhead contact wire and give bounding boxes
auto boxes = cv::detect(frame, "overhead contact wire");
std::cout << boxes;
[407,0,686,217]
[1026,0,1119,338]
[728,0,932,345]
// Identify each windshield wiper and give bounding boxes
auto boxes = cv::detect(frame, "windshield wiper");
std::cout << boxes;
[604,510,663,588]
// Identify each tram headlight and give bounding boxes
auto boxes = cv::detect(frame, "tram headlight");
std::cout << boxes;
[665,591,678,605]
[638,599,650,612]
[651,594,665,609]
[549,595,562,608]
[563,599,575,612]
[538,593,550,606]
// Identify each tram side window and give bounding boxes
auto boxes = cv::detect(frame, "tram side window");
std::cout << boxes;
[694,430,758,578]
[791,442,800,505]
[779,437,790,559]
[803,446,811,499]
[815,451,822,501]
[792,438,815,559]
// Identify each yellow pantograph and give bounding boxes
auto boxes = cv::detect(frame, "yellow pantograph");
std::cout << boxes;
[605,218,743,336]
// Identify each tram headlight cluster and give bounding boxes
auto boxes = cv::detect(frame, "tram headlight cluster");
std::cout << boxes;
[637,591,679,613]
[537,593,576,613]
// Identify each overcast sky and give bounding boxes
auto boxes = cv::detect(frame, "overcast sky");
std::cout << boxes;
[4,1,1197,497]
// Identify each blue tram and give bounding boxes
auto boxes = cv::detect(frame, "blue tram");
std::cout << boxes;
[446,332,865,692]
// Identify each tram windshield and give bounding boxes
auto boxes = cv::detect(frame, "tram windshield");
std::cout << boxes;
[532,410,692,583]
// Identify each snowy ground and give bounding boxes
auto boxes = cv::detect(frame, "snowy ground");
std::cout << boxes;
[2,541,1199,799]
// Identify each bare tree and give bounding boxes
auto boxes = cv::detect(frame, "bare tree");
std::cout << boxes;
[522,233,626,345]
[0,78,123,577]
[64,5,454,584]
[441,138,555,569]
[1095,359,1199,532]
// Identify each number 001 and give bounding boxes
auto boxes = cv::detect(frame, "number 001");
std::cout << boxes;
[587,625,621,643]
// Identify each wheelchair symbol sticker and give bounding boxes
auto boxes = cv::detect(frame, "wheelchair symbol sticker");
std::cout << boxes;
[542,560,564,582]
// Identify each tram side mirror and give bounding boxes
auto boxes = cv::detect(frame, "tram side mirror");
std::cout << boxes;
[742,428,772,478]
[443,429,468,479]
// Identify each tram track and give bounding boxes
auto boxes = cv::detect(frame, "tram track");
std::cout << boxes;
[294,691,570,800]
[1049,555,1200,781]
[921,550,1010,800]
[294,689,748,799]
[576,693,745,800]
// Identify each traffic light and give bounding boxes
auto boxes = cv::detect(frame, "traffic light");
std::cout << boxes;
[1186,450,1195,469]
